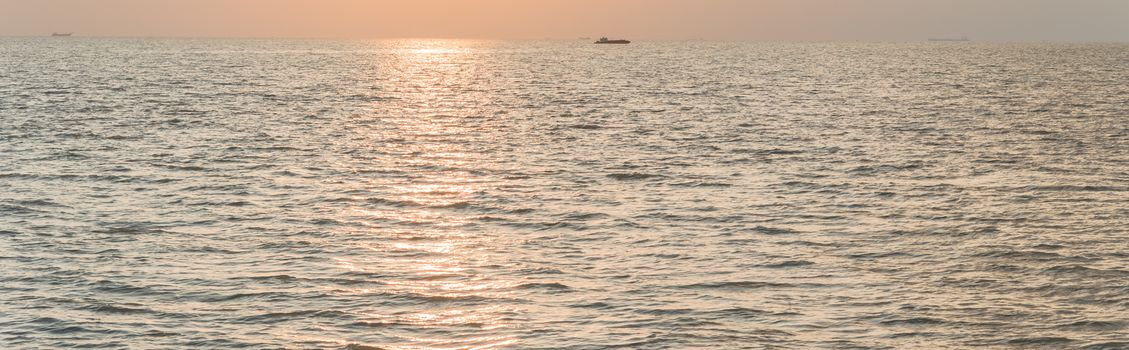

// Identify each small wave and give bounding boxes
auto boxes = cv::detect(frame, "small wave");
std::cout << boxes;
[180,184,246,192]
[345,344,387,350]
[732,148,803,155]
[516,282,572,291]
[564,212,609,221]
[476,215,508,222]
[183,338,263,348]
[364,197,474,209]
[886,331,942,339]
[847,251,911,260]
[182,246,242,254]
[310,218,345,226]
[251,146,308,152]
[636,308,692,315]
[153,163,209,171]
[46,325,94,334]
[387,292,501,303]
[103,134,142,140]
[607,172,665,180]
[431,201,473,209]
[0,204,40,214]
[79,303,184,318]
[1023,185,1126,192]
[28,316,65,324]
[55,131,97,138]
[232,274,379,288]
[1006,337,1074,346]
[749,226,799,235]
[529,221,588,231]
[1043,265,1129,278]
[201,291,289,303]
[772,239,835,247]
[188,200,254,207]
[322,196,364,203]
[1055,320,1124,331]
[1083,342,1129,350]
[48,151,91,160]
[759,260,815,268]
[681,281,799,290]
[91,225,170,235]
[878,317,947,326]
[711,307,770,318]
[91,280,171,296]
[670,181,732,187]
[570,302,614,309]
[235,310,350,324]
[568,124,603,130]
[241,274,300,282]
[518,267,564,275]
[341,271,387,279]
[604,338,666,348]
[847,163,924,175]
[0,173,137,183]
[973,249,1088,262]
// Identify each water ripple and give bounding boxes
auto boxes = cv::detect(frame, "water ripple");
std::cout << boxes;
[2,39,1128,349]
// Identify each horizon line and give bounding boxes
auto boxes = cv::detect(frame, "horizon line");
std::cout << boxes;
[3,34,1129,44]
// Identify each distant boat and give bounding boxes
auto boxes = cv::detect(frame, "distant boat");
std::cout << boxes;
[929,36,969,42]
[51,33,72,37]
[595,37,630,44]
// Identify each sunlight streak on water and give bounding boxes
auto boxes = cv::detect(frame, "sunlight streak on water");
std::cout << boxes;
[335,40,519,349]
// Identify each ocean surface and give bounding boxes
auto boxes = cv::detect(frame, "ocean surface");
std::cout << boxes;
[2,39,1128,349]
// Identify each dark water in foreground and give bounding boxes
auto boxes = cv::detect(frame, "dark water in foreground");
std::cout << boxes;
[2,39,1128,349]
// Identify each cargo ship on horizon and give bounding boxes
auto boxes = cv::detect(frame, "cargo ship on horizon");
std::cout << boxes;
[595,37,630,44]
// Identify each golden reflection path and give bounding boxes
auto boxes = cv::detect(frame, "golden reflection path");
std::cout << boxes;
[334,40,518,350]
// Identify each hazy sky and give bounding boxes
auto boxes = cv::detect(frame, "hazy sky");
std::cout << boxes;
[2,0,1127,41]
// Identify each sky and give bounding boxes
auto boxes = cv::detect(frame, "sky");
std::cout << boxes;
[1,0,1127,41]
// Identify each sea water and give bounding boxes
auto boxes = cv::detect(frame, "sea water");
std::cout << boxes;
[2,39,1128,349]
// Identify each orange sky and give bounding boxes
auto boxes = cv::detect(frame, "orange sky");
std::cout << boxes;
[2,0,1128,41]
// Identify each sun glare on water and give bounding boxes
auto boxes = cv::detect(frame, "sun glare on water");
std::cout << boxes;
[328,40,518,349]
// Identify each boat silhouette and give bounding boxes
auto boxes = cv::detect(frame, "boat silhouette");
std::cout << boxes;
[51,33,72,37]
[595,37,630,44]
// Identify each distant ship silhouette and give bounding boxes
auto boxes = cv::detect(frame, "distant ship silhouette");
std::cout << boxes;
[595,37,630,44]
[51,33,72,37]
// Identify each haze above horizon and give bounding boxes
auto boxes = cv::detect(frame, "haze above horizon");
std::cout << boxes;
[2,0,1128,42]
